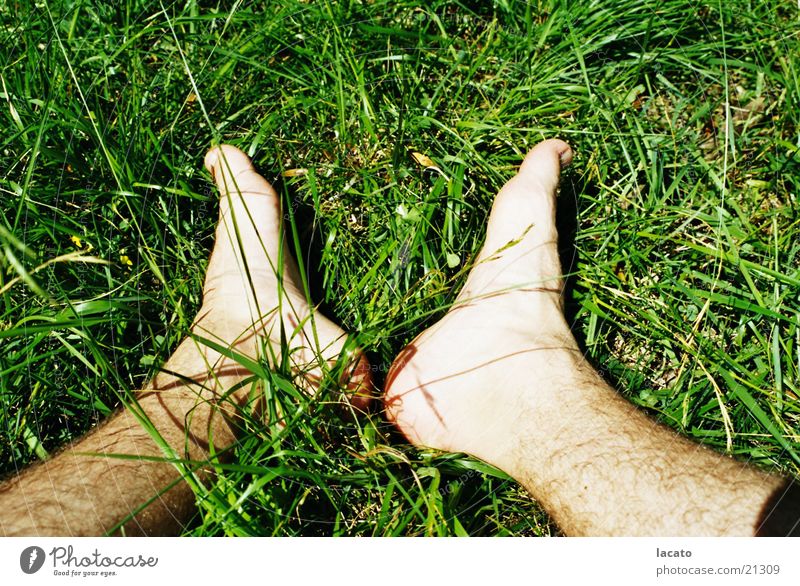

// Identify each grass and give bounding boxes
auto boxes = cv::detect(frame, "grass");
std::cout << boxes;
[0,0,798,535]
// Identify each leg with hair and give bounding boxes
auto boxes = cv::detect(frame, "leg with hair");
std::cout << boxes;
[384,139,799,536]
[0,146,370,536]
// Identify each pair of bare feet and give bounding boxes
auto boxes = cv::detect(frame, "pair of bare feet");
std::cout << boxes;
[0,137,588,536]
[200,139,576,470]
[197,142,798,537]
[3,139,791,536]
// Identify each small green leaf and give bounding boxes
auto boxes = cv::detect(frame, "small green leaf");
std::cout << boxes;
[446,252,460,268]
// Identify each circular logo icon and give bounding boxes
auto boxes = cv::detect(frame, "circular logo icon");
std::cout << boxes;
[20,546,46,574]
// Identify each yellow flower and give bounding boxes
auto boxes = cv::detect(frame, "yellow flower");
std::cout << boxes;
[70,235,82,248]
[119,251,132,267]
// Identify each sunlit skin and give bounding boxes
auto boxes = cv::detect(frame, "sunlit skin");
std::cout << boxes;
[0,145,371,536]
[0,141,796,536]
[384,139,798,536]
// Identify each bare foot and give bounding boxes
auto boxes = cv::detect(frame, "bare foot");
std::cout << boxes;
[154,145,371,408]
[384,143,794,537]
[384,139,580,474]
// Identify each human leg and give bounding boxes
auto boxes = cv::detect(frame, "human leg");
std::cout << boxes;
[0,146,370,536]
[384,139,798,536]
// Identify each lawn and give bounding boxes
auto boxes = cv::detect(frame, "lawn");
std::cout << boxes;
[0,0,798,536]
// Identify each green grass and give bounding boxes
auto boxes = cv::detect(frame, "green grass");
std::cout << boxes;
[1,0,798,535]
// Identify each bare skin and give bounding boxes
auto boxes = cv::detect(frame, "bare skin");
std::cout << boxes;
[2,140,796,537]
[384,139,799,536]
[0,146,370,536]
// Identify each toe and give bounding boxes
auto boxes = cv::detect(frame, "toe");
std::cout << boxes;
[201,145,289,310]
[205,144,278,200]
[204,144,284,265]
[518,138,573,187]
[514,139,572,206]
[483,139,571,254]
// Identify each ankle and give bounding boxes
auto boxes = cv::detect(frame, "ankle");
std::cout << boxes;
[502,357,616,479]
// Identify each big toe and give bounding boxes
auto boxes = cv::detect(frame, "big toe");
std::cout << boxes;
[205,145,252,182]
[202,144,285,280]
[205,144,279,201]
[518,138,573,185]
[482,139,572,255]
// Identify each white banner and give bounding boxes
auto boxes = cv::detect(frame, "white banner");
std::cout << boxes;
[1,537,796,585]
